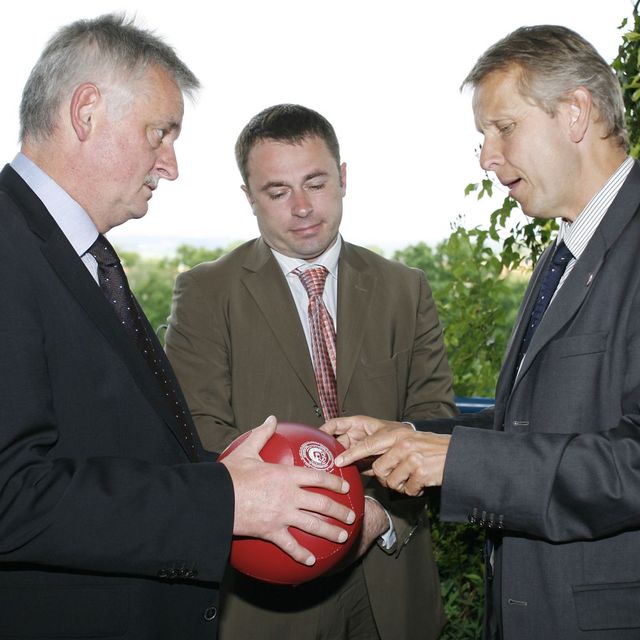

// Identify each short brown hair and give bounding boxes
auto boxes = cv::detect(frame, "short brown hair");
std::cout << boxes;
[235,104,341,184]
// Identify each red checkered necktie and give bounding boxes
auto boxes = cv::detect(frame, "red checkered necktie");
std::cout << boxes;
[294,266,339,420]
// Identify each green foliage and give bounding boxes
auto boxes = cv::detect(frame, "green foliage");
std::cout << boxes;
[395,231,527,398]
[430,495,485,639]
[120,243,228,333]
[397,231,525,637]
[612,5,640,158]
[464,181,557,271]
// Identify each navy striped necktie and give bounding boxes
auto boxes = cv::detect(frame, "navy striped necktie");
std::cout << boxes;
[516,241,573,371]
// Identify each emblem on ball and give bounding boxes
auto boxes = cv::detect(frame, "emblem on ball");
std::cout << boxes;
[299,441,335,471]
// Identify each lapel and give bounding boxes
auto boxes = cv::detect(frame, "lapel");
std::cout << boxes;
[510,161,640,394]
[335,242,376,405]
[0,165,197,460]
[241,239,319,404]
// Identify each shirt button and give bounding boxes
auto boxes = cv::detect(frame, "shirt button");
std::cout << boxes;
[203,606,217,622]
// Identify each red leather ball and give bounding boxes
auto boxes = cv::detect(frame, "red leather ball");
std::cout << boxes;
[218,421,365,585]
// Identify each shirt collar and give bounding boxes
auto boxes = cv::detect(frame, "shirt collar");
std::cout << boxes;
[270,235,342,279]
[11,152,99,256]
[557,156,634,259]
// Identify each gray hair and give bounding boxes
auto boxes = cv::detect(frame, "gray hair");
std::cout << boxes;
[462,25,628,150]
[20,13,200,142]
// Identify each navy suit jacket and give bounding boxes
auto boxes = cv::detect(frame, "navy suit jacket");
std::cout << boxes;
[0,165,234,639]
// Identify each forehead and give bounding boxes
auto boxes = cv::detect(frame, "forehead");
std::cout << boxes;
[246,136,336,179]
[472,66,530,127]
[133,64,184,124]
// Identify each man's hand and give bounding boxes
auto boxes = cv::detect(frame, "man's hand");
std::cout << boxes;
[334,425,452,497]
[320,415,408,453]
[219,416,356,566]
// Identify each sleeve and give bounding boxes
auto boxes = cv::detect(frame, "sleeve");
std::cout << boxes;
[413,408,496,434]
[440,332,640,541]
[440,412,640,541]
[165,268,240,452]
[402,270,457,421]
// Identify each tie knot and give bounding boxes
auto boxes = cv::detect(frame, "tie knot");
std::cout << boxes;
[88,234,120,267]
[295,266,329,298]
[552,241,573,266]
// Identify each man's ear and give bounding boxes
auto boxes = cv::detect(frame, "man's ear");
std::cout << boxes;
[566,87,592,143]
[70,83,100,142]
[339,162,347,196]
[241,184,255,206]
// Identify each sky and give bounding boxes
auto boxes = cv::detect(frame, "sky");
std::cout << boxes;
[0,1,634,256]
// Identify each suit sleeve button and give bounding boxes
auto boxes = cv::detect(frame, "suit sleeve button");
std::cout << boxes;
[203,606,217,621]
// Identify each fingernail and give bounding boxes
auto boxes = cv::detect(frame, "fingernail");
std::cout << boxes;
[305,555,316,566]
[341,480,349,493]
[335,455,344,466]
[338,530,348,543]
[346,510,355,524]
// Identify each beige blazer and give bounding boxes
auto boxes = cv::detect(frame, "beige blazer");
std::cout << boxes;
[166,238,456,640]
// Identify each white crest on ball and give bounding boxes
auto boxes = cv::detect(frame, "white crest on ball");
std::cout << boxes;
[299,441,335,472]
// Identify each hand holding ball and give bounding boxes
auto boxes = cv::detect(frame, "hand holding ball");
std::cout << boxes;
[218,422,365,585]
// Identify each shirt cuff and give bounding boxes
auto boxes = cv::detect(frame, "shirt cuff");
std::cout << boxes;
[365,495,397,550]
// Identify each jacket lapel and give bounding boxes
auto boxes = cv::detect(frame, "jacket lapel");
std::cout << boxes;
[241,239,319,404]
[0,165,197,460]
[335,243,376,406]
[512,161,640,391]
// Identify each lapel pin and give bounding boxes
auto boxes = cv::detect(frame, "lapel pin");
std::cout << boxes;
[586,273,594,287]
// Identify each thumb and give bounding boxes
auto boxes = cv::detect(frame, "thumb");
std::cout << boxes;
[240,415,277,456]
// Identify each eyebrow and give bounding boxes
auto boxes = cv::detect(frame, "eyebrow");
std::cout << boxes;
[259,171,329,192]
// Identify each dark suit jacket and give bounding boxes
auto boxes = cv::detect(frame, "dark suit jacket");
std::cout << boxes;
[428,161,640,639]
[0,165,234,639]
[166,237,456,640]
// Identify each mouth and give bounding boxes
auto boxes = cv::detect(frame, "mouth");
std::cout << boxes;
[144,182,157,200]
[291,222,322,235]
[500,177,522,195]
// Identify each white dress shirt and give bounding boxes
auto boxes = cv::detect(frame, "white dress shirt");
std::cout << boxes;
[270,235,396,548]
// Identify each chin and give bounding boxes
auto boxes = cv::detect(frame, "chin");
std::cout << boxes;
[130,205,150,220]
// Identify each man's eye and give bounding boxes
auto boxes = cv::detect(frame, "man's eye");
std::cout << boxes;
[499,123,515,135]
[148,128,166,147]
[308,183,325,191]
[268,191,286,200]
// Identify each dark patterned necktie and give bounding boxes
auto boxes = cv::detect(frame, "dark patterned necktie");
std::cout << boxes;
[516,241,573,371]
[294,266,339,420]
[88,234,198,460]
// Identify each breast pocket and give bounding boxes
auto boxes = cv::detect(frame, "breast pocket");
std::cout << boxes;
[343,350,410,420]
[519,332,609,434]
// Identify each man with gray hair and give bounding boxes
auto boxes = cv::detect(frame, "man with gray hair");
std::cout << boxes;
[324,25,640,639]
[0,14,355,639]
